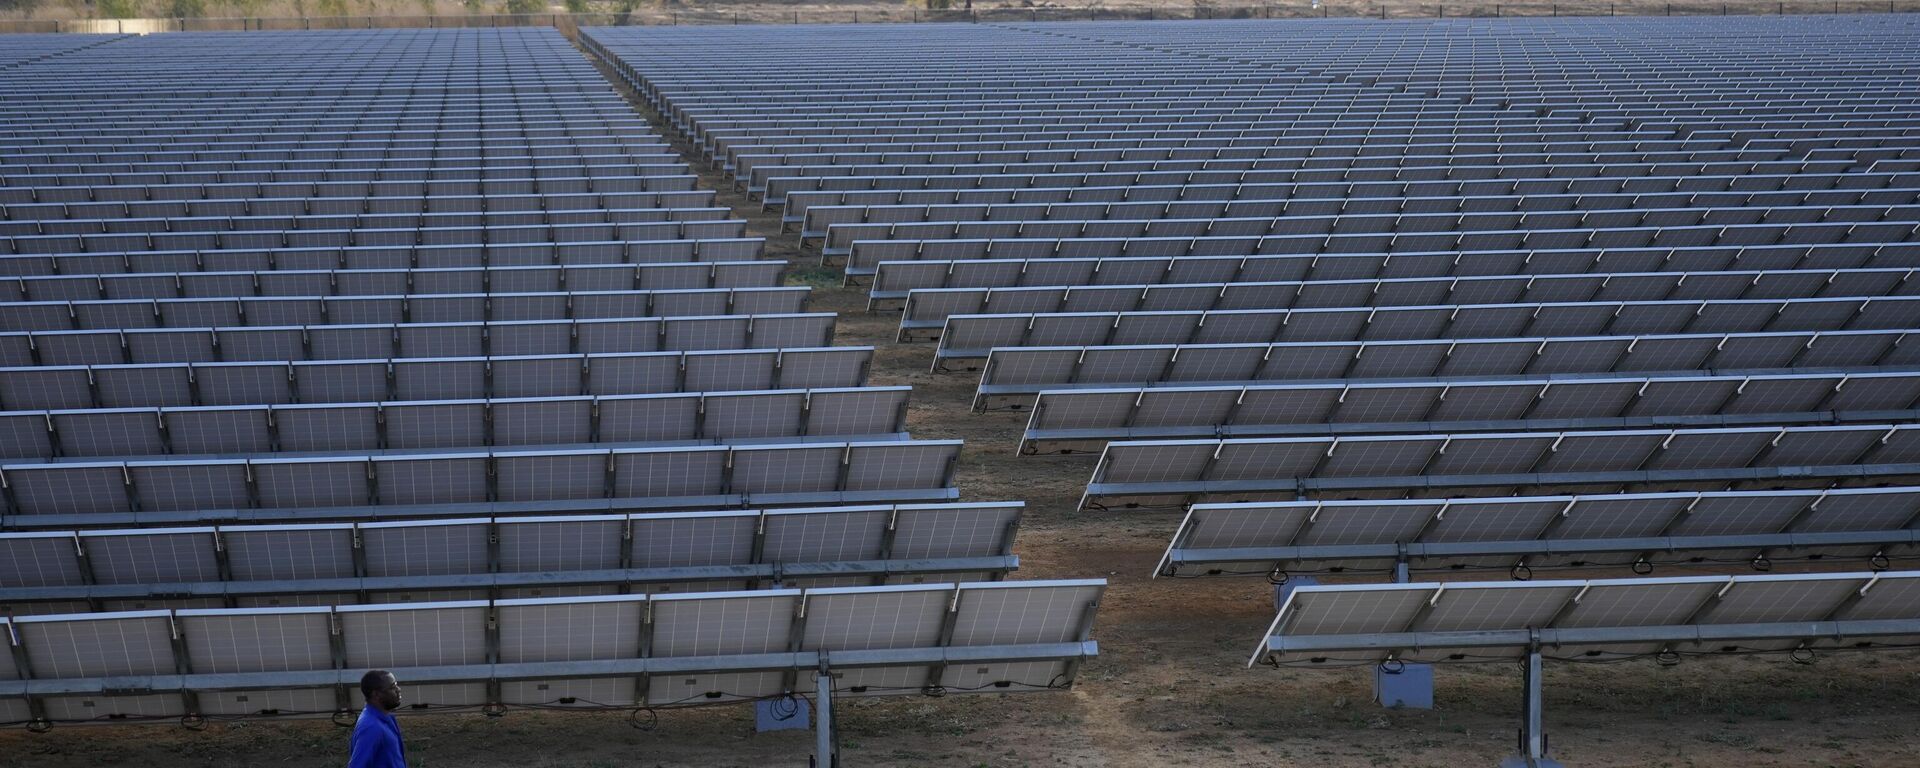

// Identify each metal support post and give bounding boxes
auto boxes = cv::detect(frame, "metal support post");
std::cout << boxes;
[1497,639,1562,768]
[812,662,837,768]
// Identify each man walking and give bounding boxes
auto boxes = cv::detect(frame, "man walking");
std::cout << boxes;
[348,670,406,768]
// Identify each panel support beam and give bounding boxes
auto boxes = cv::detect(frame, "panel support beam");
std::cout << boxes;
[0,641,1099,699]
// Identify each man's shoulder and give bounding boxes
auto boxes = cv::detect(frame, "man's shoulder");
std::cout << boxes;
[354,708,395,733]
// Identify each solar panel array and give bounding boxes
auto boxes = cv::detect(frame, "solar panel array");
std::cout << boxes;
[0,28,1102,732]
[1162,487,1920,579]
[0,578,1104,722]
[588,17,1920,509]
[0,502,1027,614]
[585,18,1920,760]
[0,28,979,525]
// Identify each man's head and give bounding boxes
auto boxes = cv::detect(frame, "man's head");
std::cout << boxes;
[361,670,402,712]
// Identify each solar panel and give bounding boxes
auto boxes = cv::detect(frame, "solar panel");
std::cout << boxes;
[1160,487,1920,579]
[1082,424,1920,509]
[1021,371,1920,452]
[1253,571,1920,666]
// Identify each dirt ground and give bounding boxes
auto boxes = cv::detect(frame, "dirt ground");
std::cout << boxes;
[3,29,1919,768]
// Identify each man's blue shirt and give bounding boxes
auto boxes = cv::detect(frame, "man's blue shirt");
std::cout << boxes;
[347,705,405,768]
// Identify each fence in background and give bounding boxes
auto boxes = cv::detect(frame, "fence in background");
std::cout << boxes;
[2,3,1918,33]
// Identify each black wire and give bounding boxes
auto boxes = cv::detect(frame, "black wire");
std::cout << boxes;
[628,707,658,732]
[765,694,801,721]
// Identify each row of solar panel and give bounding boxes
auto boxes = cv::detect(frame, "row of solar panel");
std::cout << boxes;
[816,191,1920,255]
[745,147,1887,195]
[800,182,1920,243]
[784,167,1920,229]
[736,137,1826,180]
[0,176,703,205]
[685,103,1920,138]
[0,34,116,67]
[0,287,809,332]
[766,161,1916,216]
[678,103,1892,129]
[1021,370,1920,451]
[0,314,838,368]
[867,244,1917,305]
[0,501,1022,592]
[0,578,1104,720]
[728,127,1920,177]
[933,295,1920,361]
[0,261,783,303]
[0,385,912,461]
[0,138,668,159]
[1,155,696,179]
[678,104,1920,135]
[5,165,696,195]
[746,147,1915,198]
[1081,424,1920,509]
[0,219,749,256]
[0,347,871,410]
[733,132,1917,173]
[896,268,1920,335]
[658,74,1920,98]
[715,125,1831,170]
[658,68,1920,89]
[0,140,679,164]
[683,98,1920,126]
[0,206,733,238]
[668,117,1919,161]
[969,329,1917,408]
[0,137,665,160]
[1,117,650,134]
[4,104,645,121]
[764,159,1894,206]
[0,439,964,524]
[846,219,1920,276]
[0,239,766,277]
[1256,571,1919,666]
[697,102,1904,128]
[0,191,717,222]
[1161,487,1920,578]
[831,206,1920,266]
[783,170,1920,229]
